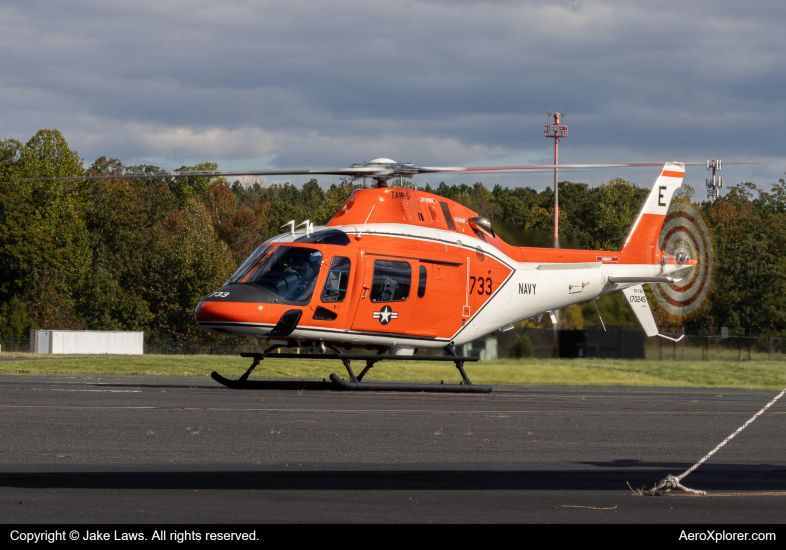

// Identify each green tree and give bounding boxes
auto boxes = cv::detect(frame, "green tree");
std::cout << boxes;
[509,333,534,358]
[591,178,648,251]
[77,158,173,331]
[0,296,36,338]
[24,274,86,330]
[170,161,218,204]
[697,183,786,328]
[0,130,90,324]
[145,198,234,339]
[204,180,270,264]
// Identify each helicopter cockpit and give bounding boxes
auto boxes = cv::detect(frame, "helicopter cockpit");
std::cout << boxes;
[226,245,324,303]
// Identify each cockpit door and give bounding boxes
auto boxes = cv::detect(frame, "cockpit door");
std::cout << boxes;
[309,255,354,328]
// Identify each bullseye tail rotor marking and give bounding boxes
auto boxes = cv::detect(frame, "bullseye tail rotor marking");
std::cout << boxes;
[653,202,714,318]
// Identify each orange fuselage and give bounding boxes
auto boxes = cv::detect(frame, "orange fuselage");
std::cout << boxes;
[195,186,684,351]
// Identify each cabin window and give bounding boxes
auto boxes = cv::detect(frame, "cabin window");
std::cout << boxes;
[417,265,427,298]
[321,256,351,302]
[370,260,411,302]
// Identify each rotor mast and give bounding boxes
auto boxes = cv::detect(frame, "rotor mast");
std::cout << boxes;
[545,112,568,248]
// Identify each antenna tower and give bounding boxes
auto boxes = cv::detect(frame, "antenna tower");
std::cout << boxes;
[545,112,568,248]
[706,159,723,202]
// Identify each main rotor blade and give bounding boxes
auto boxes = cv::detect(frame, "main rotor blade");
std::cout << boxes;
[413,161,750,175]
[23,167,392,182]
[24,166,579,182]
[416,162,664,174]
[22,161,758,182]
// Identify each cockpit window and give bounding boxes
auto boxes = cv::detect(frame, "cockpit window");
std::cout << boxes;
[321,256,351,302]
[294,229,351,246]
[225,245,272,285]
[244,246,323,303]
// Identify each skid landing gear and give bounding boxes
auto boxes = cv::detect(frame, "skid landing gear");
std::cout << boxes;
[210,344,491,393]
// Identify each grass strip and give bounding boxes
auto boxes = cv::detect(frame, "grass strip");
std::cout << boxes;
[1,353,785,390]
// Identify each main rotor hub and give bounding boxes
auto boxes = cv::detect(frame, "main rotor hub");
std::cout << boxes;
[351,158,416,187]
[367,158,397,165]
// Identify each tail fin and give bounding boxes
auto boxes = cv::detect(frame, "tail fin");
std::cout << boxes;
[620,162,685,263]
[621,284,658,336]
[622,284,684,341]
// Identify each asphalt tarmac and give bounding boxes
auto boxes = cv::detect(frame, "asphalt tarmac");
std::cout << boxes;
[1,373,785,523]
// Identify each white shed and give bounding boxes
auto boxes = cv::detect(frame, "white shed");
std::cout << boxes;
[30,330,144,355]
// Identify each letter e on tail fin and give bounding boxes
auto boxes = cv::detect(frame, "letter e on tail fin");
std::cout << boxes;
[620,162,685,263]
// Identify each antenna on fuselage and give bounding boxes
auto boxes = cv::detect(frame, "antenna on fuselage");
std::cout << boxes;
[296,220,313,237]
[281,220,295,235]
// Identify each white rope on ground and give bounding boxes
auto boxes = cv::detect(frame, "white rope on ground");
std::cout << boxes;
[645,385,786,496]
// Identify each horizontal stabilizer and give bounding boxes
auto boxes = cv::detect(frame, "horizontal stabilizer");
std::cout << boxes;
[608,276,681,284]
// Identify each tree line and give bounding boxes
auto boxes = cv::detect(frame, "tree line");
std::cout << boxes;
[1,129,784,341]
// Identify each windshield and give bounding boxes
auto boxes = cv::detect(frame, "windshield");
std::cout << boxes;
[225,245,273,285]
[239,246,324,303]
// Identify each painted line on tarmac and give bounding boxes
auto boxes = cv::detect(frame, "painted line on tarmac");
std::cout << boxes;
[50,389,142,393]
[1,404,784,415]
[0,405,156,410]
[182,407,786,415]
[674,491,786,497]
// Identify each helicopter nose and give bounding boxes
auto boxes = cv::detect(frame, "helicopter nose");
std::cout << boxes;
[194,283,303,336]
[195,301,303,338]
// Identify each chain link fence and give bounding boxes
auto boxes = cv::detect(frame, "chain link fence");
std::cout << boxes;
[143,340,258,355]
[462,325,786,361]
[0,338,32,353]
[648,325,786,362]
[3,325,786,361]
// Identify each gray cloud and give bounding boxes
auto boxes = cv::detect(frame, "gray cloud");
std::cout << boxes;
[1,0,784,194]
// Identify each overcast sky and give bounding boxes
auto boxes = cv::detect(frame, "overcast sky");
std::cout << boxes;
[2,0,784,194]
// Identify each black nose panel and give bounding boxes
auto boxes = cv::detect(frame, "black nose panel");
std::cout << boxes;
[200,283,277,303]
[268,309,303,337]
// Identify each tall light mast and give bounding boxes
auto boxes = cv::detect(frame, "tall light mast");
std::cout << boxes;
[545,112,568,248]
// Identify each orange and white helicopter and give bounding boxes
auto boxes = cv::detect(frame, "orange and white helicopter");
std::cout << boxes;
[172,158,698,392]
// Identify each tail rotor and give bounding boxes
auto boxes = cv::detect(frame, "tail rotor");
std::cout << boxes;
[652,202,714,319]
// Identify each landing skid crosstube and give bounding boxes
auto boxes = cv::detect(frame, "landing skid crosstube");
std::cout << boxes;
[210,345,491,393]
